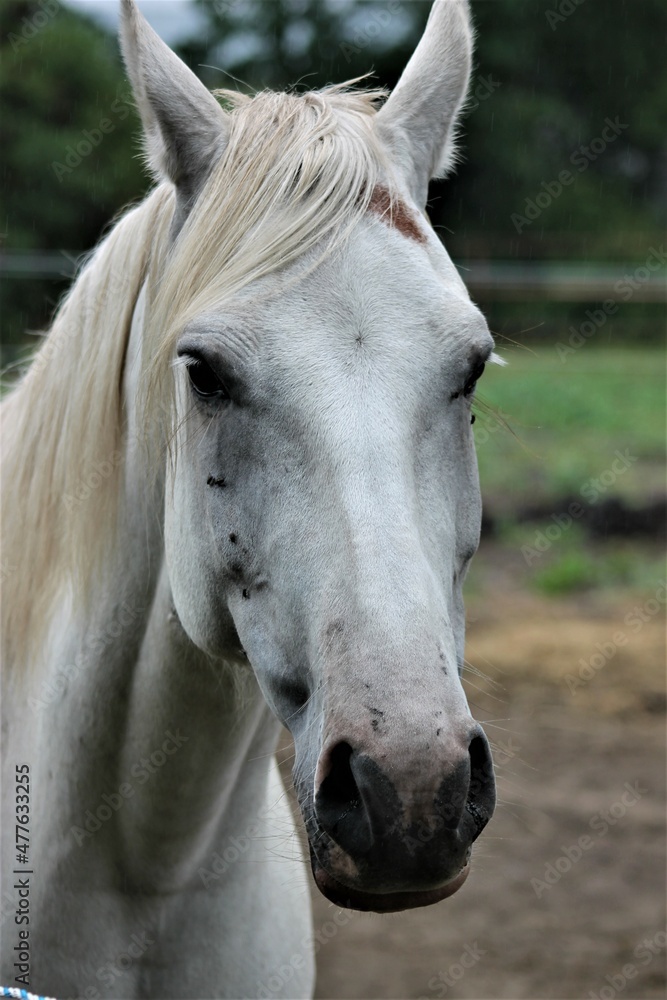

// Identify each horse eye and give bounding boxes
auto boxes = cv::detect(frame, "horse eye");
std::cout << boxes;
[463,361,486,397]
[186,358,228,400]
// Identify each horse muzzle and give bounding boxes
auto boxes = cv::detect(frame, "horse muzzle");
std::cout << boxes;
[298,724,495,912]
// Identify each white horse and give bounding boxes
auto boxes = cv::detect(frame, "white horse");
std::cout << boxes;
[1,1,500,996]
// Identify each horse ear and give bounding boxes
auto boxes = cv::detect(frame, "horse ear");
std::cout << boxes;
[119,0,229,205]
[375,0,473,208]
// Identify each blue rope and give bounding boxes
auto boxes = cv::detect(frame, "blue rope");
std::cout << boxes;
[0,989,58,1000]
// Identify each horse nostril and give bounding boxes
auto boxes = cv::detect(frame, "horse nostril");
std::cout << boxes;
[466,733,496,838]
[319,742,358,809]
[285,679,309,710]
[315,742,373,854]
[276,679,310,725]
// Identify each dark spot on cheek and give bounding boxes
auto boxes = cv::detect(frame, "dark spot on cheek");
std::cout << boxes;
[229,533,237,544]
[242,588,250,599]
[207,475,226,488]
[367,706,384,733]
[325,620,344,640]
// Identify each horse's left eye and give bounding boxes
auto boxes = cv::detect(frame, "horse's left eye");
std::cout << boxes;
[186,358,229,400]
[463,361,485,397]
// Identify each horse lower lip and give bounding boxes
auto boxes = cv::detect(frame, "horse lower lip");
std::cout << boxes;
[313,863,470,913]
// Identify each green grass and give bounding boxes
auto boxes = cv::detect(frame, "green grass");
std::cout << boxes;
[531,536,666,595]
[473,345,666,511]
[466,522,666,601]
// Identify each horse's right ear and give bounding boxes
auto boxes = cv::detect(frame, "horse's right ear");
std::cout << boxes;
[119,0,229,205]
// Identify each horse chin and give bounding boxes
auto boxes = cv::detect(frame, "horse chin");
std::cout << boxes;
[311,858,470,913]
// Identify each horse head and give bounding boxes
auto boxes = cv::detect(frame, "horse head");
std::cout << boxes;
[121,0,496,912]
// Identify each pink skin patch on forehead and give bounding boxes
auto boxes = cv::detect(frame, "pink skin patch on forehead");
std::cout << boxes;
[367,185,427,244]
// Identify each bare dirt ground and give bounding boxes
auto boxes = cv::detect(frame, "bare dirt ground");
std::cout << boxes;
[310,551,666,999]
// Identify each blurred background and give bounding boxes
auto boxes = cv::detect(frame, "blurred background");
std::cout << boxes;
[1,0,665,997]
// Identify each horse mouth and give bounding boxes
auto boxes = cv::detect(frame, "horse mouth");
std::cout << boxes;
[311,859,470,913]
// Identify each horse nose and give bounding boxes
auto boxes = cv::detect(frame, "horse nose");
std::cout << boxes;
[314,727,495,862]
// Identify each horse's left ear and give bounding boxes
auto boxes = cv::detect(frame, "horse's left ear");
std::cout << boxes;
[375,0,473,208]
[119,0,230,207]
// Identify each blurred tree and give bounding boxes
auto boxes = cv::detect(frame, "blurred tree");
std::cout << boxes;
[0,0,148,359]
[180,0,428,99]
[1,0,665,359]
[450,0,667,258]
